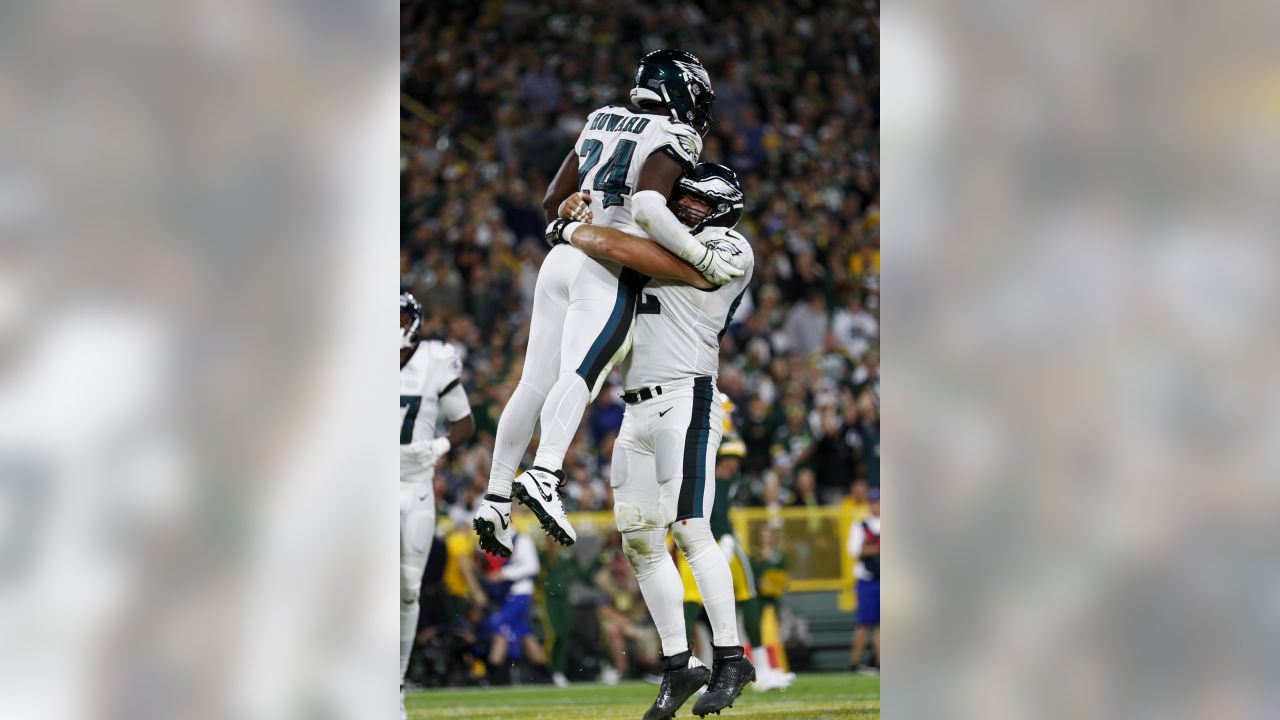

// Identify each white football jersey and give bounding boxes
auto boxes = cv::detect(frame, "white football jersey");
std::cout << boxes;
[621,226,755,388]
[399,340,471,446]
[574,104,703,236]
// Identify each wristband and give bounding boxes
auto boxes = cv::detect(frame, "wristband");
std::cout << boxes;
[561,221,584,243]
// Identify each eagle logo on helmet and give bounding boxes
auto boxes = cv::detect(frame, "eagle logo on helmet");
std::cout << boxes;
[671,58,711,90]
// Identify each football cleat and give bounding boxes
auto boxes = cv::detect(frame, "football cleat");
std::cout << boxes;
[750,647,795,692]
[751,667,795,692]
[643,653,710,720]
[472,495,514,557]
[400,684,407,720]
[691,649,755,717]
[511,467,576,546]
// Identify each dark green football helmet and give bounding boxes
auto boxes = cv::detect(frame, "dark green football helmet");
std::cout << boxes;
[669,162,744,230]
[631,49,715,135]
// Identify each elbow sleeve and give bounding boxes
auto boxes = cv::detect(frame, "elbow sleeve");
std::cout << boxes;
[632,190,701,260]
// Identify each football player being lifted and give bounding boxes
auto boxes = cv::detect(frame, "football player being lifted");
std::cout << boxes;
[399,292,474,719]
[546,163,757,719]
[474,50,741,556]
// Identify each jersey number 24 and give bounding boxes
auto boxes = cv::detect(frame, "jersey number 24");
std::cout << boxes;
[578,139,636,209]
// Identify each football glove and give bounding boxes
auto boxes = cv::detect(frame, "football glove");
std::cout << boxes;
[686,244,743,286]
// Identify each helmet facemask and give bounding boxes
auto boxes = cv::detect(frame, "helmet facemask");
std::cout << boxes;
[669,164,745,231]
[668,188,719,229]
[400,292,422,349]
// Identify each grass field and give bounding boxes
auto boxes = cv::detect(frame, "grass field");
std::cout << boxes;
[407,672,878,720]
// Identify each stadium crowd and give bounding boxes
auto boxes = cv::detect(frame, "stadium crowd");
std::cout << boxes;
[401,0,879,686]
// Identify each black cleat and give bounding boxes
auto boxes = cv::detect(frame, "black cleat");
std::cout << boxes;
[643,651,711,720]
[691,647,755,717]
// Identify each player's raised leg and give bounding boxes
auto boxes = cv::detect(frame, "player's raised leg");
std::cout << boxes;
[475,246,576,556]
[514,265,643,545]
[612,412,710,720]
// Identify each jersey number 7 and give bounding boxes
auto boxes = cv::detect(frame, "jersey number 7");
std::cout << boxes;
[577,139,637,209]
[400,395,421,444]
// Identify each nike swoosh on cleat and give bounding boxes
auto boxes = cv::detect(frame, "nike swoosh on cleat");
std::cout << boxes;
[537,482,555,503]
[419,494,429,502]
[498,513,510,529]
[658,407,674,417]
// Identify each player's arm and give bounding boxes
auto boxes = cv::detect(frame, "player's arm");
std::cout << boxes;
[631,151,741,285]
[446,414,474,448]
[543,150,581,223]
[552,220,713,289]
[438,346,475,449]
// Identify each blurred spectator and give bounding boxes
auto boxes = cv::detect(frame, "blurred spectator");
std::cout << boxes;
[846,488,880,675]
[541,543,595,687]
[595,547,661,683]
[587,383,625,447]
[812,405,856,503]
[831,294,878,360]
[841,478,872,524]
[783,288,830,357]
[792,467,820,508]
[772,404,816,478]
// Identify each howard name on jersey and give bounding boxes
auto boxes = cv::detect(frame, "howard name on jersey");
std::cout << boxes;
[623,226,754,388]
[400,339,468,445]
[575,104,703,236]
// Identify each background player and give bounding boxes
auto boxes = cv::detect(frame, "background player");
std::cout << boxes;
[847,488,881,675]
[400,292,474,719]
[474,49,740,557]
[546,162,756,719]
[678,393,796,691]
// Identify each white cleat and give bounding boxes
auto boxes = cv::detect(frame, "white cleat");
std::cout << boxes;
[472,496,515,557]
[752,668,796,692]
[552,672,570,688]
[400,684,408,720]
[512,467,576,545]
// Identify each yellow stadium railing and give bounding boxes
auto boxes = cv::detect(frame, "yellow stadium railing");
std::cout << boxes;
[443,505,858,611]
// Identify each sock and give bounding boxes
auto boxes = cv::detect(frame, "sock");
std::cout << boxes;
[676,520,741,648]
[741,596,763,648]
[489,380,547,498]
[400,600,420,681]
[751,645,774,672]
[623,529,689,657]
[531,373,590,472]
